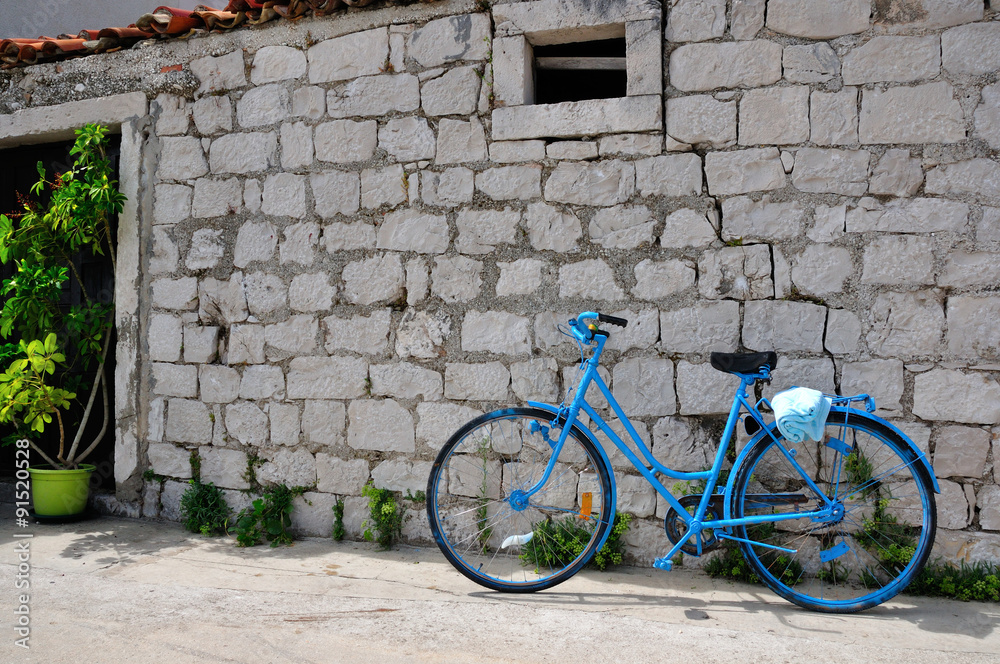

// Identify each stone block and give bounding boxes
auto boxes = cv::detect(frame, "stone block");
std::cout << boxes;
[524,202,581,252]
[496,259,544,297]
[698,245,773,300]
[279,222,319,265]
[456,208,519,254]
[975,83,1000,151]
[158,137,208,181]
[199,365,240,404]
[154,184,192,225]
[941,253,1000,289]
[842,36,939,84]
[302,400,345,447]
[598,134,664,157]
[867,291,943,358]
[869,149,923,196]
[632,259,696,300]
[739,86,810,146]
[291,86,325,120]
[370,363,443,402]
[209,132,278,174]
[563,365,612,410]
[154,94,189,136]
[264,314,318,360]
[874,0,982,30]
[288,273,336,312]
[257,448,316,488]
[233,220,277,268]
[288,491,335,537]
[324,309,391,356]
[660,302,740,354]
[421,168,475,207]
[186,229,224,271]
[652,416,717,475]
[308,28,388,84]
[183,326,219,364]
[422,66,481,116]
[558,259,625,300]
[791,244,853,297]
[360,164,406,210]
[545,160,634,207]
[252,45,306,84]
[431,255,482,303]
[669,40,782,91]
[287,356,368,400]
[791,148,869,196]
[327,74,420,118]
[348,399,415,452]
[980,208,1000,243]
[810,88,859,146]
[150,227,178,275]
[942,23,1000,76]
[243,272,286,318]
[849,198,969,234]
[151,363,197,398]
[475,164,541,201]
[926,159,1000,201]
[261,173,306,218]
[415,402,484,451]
[860,83,965,144]
[152,277,198,311]
[436,118,488,165]
[546,141,598,161]
[395,309,451,360]
[666,0,726,42]
[861,235,935,285]
[763,357,836,401]
[239,365,285,401]
[934,426,990,479]
[191,51,246,94]
[615,474,657,518]
[371,459,433,495]
[461,311,530,356]
[192,96,232,135]
[665,95,736,149]
[826,309,861,355]
[279,122,313,171]
[149,313,182,363]
[613,358,676,417]
[316,455,369,495]
[589,205,656,249]
[730,0,765,39]
[704,148,784,196]
[445,362,510,401]
[937,479,973,530]
[947,296,1000,360]
[743,301,826,353]
[199,274,248,325]
[980,486,1000,531]
[315,120,377,164]
[165,398,213,445]
[509,357,559,402]
[148,442,192,479]
[767,0,870,38]
[379,117,436,162]
[783,43,840,83]
[660,209,717,249]
[841,359,904,415]
[407,14,490,67]
[225,402,269,447]
[377,210,449,254]
[342,253,404,306]
[489,140,545,163]
[226,324,265,365]
[491,96,662,141]
[269,403,300,446]
[237,85,288,129]
[721,196,806,242]
[676,361,734,415]
[913,369,1000,424]
[634,154,702,197]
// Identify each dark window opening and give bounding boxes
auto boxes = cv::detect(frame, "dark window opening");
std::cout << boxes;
[0,140,119,489]
[533,38,627,105]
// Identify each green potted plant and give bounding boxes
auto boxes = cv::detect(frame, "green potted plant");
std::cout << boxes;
[0,124,124,516]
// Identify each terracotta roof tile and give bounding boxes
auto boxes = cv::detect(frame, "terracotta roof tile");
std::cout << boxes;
[1,0,443,69]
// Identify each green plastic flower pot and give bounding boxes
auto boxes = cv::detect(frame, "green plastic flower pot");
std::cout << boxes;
[29,464,96,516]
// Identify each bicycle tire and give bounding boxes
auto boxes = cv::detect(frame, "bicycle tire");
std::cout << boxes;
[427,407,613,592]
[730,411,936,613]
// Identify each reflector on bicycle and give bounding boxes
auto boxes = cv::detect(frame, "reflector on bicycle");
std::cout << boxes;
[580,492,592,519]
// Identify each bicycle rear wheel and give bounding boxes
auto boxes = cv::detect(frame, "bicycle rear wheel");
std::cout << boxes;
[427,407,613,592]
[731,411,936,613]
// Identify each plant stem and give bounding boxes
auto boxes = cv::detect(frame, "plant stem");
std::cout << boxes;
[74,361,109,465]
[64,327,111,464]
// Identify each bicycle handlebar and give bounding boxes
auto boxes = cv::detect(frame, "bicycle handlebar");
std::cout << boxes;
[569,311,629,343]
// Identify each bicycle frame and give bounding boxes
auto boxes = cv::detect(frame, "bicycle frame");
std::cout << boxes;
[521,318,838,561]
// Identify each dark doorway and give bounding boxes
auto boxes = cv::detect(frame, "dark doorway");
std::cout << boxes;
[0,139,119,489]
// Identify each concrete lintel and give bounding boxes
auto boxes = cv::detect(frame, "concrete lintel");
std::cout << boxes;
[492,95,662,140]
[494,0,660,42]
[0,92,148,148]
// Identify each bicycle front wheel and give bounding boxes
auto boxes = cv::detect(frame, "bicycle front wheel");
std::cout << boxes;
[427,407,613,592]
[731,411,936,613]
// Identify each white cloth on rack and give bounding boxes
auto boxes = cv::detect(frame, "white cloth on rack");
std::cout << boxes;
[772,387,832,443]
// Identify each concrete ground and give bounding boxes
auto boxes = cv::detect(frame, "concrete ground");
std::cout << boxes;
[1,514,998,664]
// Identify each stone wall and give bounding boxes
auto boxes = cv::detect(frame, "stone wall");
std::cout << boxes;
[2,0,999,565]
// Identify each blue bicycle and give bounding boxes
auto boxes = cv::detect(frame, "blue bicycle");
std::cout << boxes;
[427,312,938,613]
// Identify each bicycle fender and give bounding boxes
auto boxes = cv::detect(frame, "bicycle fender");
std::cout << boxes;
[722,407,939,521]
[526,401,619,551]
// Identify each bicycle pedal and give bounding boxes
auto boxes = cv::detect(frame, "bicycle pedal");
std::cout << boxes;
[653,557,673,572]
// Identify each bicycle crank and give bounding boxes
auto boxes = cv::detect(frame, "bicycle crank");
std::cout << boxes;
[664,494,723,555]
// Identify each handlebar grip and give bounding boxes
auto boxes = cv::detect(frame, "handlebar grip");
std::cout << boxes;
[598,314,629,328]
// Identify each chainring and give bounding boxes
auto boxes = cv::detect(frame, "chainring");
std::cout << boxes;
[664,494,723,555]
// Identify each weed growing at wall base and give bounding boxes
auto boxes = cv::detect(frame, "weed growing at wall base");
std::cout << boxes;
[362,483,402,550]
[234,484,308,547]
